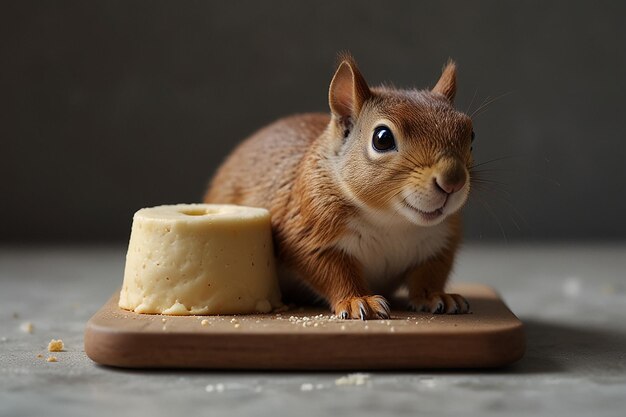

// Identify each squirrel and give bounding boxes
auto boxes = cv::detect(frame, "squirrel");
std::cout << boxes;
[204,54,474,320]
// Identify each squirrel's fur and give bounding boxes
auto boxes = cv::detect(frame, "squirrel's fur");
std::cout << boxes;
[205,55,473,319]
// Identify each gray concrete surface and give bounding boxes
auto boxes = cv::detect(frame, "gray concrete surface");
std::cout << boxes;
[1,244,625,417]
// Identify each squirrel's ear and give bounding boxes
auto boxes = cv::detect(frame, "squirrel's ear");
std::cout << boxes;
[432,60,457,103]
[328,56,371,120]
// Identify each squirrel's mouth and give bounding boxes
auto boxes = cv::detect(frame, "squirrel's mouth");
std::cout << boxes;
[402,200,445,221]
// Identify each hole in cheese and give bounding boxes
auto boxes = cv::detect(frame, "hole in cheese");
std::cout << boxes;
[180,208,220,216]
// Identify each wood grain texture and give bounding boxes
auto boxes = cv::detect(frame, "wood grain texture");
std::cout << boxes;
[84,283,525,370]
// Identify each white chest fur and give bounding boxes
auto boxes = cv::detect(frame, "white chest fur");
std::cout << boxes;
[334,214,452,293]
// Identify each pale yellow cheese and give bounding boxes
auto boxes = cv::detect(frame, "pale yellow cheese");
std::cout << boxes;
[118,204,282,315]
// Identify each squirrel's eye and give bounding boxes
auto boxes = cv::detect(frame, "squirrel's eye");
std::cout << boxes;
[471,131,475,142]
[372,126,396,152]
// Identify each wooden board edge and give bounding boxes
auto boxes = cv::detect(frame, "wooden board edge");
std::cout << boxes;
[85,311,525,371]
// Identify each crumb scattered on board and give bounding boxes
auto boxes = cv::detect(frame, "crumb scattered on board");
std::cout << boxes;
[46,356,58,362]
[165,312,424,333]
[47,339,64,352]
[20,322,34,334]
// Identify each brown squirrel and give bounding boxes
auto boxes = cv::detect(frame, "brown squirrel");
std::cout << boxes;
[205,54,474,319]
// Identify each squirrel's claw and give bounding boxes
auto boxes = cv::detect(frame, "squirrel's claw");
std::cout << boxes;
[334,295,390,320]
[408,292,470,314]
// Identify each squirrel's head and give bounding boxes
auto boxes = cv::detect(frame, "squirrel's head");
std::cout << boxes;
[328,55,473,227]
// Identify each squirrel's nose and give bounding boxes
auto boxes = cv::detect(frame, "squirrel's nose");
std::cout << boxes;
[434,173,466,195]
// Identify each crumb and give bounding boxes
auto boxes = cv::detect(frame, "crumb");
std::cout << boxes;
[162,325,167,331]
[364,325,369,330]
[234,323,241,329]
[300,383,314,391]
[215,383,225,392]
[20,322,34,334]
[161,318,167,323]
[340,325,346,331]
[47,339,64,352]
[201,319,209,326]
[36,354,43,358]
[46,356,58,362]
[230,318,239,323]
[390,327,396,332]
[335,373,370,386]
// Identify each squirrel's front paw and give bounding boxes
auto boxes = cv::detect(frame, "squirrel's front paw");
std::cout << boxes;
[408,292,470,314]
[334,295,390,320]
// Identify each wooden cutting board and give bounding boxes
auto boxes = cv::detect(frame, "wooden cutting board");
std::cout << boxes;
[84,283,524,370]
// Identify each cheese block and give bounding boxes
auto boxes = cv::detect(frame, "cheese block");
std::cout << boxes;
[118,204,282,315]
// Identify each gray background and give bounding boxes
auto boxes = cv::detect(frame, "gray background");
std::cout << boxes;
[2,0,625,243]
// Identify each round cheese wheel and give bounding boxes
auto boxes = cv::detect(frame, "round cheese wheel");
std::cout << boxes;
[118,204,282,315]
